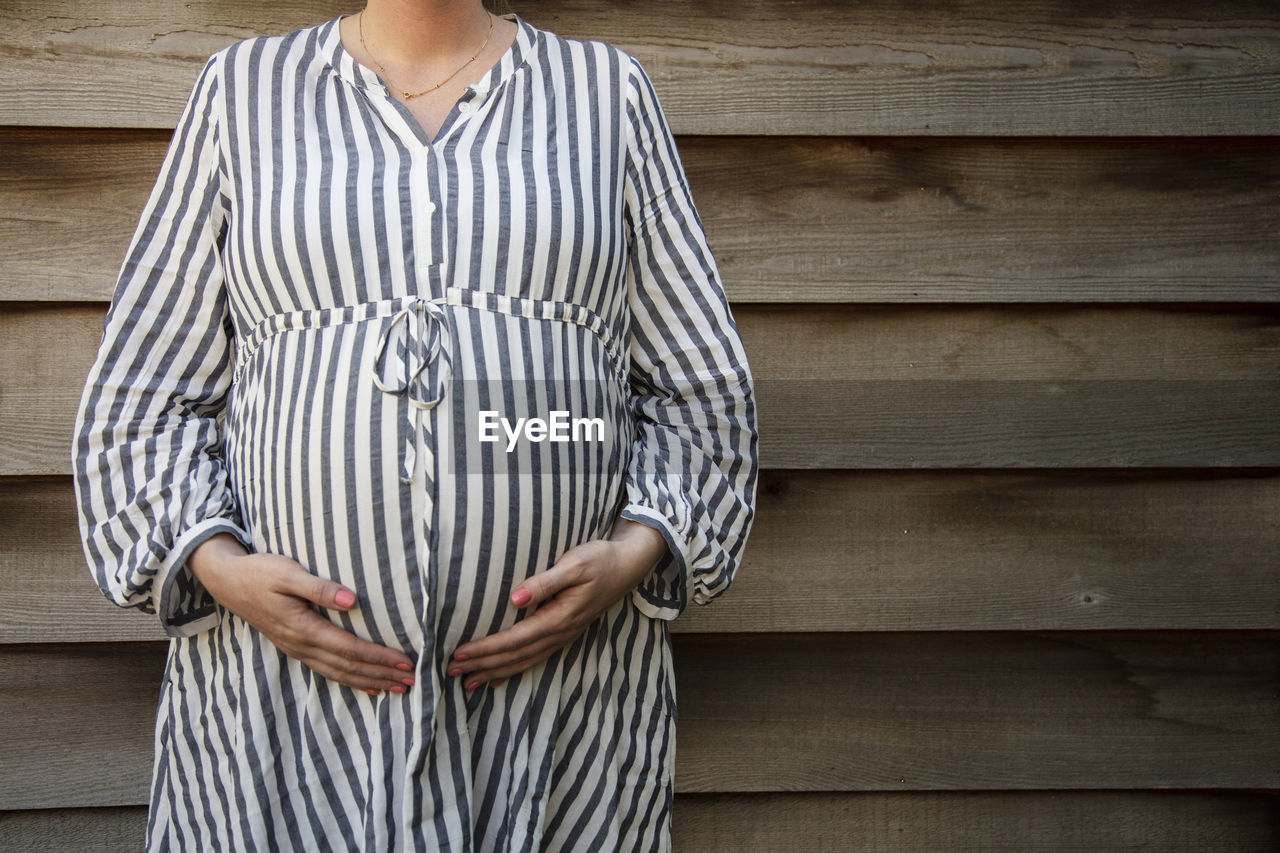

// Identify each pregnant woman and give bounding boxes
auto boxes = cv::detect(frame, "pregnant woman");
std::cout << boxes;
[71,1,757,849]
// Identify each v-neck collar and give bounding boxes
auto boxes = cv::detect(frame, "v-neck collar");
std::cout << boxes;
[320,11,536,100]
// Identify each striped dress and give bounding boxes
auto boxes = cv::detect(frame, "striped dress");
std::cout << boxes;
[71,11,757,852]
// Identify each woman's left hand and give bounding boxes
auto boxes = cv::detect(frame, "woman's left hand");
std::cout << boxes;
[446,518,668,690]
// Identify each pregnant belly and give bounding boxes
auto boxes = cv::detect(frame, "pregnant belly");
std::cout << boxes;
[222,300,632,654]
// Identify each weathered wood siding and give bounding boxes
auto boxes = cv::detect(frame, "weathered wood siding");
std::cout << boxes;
[2,0,1276,848]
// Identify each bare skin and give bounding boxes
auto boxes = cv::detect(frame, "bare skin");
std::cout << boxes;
[447,519,668,690]
[189,519,667,696]
[338,0,519,144]
[188,532,418,696]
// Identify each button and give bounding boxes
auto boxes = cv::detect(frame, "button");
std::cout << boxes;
[458,101,473,114]
[425,201,437,214]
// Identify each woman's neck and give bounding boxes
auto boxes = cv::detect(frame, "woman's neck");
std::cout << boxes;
[357,0,493,68]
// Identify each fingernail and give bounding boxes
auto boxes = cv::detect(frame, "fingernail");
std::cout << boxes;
[511,588,532,606]
[448,667,463,677]
[454,652,469,661]
[396,662,413,672]
[401,677,415,686]
[466,681,480,691]
[335,589,356,608]
[364,688,379,696]
[389,685,406,694]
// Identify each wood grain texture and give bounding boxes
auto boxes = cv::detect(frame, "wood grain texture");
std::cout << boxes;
[4,792,1278,852]
[0,129,164,303]
[5,129,1279,303]
[699,136,1280,303]
[5,471,1278,643]
[2,633,1275,808]
[3,1,1279,134]
[8,303,1278,475]
[0,807,147,852]
[670,791,1280,852]
[1,643,165,809]
[672,632,1280,793]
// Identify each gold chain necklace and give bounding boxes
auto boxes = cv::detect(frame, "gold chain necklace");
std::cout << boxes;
[358,8,494,100]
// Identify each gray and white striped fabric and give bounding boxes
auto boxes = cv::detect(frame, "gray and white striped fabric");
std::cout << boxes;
[71,11,757,851]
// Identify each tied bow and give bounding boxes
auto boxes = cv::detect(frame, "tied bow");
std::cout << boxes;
[372,298,454,482]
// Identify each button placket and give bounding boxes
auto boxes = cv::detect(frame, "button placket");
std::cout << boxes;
[425,145,451,295]
[413,150,436,289]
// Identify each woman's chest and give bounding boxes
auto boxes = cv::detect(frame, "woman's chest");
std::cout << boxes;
[219,77,631,318]
[401,95,450,146]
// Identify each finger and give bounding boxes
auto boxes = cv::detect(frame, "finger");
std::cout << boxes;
[280,620,416,689]
[275,563,359,611]
[304,616,417,673]
[451,629,574,680]
[299,653,410,693]
[271,604,416,677]
[271,628,412,690]
[451,604,567,663]
[465,647,560,688]
[298,638,416,687]
[514,555,589,607]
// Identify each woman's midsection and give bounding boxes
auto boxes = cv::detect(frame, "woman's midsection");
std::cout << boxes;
[222,302,632,654]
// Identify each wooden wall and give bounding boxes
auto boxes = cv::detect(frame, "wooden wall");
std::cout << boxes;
[3,0,1278,849]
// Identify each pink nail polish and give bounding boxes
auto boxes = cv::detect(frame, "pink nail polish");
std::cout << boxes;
[511,588,532,606]
[389,685,406,694]
[448,667,463,676]
[335,589,356,608]
[454,652,469,661]
[396,662,413,672]
[364,688,379,696]
[466,681,480,691]
[402,677,415,686]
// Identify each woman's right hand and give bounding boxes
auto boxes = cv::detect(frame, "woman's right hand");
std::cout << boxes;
[188,532,416,696]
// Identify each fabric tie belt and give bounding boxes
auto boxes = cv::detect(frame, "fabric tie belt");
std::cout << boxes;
[232,287,628,486]
[372,297,455,483]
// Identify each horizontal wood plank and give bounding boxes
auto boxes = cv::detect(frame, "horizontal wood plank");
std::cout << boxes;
[5,130,1279,303]
[5,471,1278,643]
[0,807,146,852]
[5,791,1278,851]
[1,643,165,809]
[761,378,1280,468]
[2,633,1275,808]
[672,632,1280,793]
[4,1,1279,134]
[6,303,1278,475]
[671,791,1280,852]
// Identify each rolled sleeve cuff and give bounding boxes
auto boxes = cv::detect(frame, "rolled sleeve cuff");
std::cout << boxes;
[153,517,252,638]
[618,502,692,621]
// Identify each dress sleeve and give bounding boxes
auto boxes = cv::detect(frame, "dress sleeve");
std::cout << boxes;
[617,56,760,622]
[71,50,251,639]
